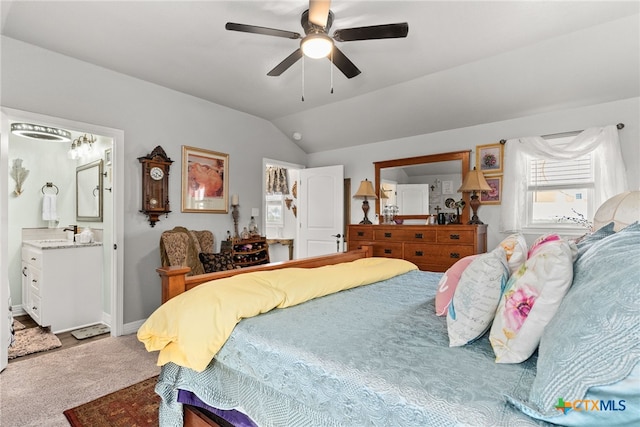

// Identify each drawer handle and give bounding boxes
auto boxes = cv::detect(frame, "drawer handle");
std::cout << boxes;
[22,267,27,277]
[32,306,38,311]
[414,250,424,256]
[450,253,460,259]
[384,249,392,254]
[31,257,37,261]
[32,279,38,284]
[384,232,392,238]
[414,233,423,239]
[449,234,460,240]
[357,231,364,237]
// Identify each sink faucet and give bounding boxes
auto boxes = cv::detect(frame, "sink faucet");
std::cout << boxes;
[63,225,78,240]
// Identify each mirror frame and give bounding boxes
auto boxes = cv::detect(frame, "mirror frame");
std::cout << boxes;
[76,159,104,222]
[374,150,471,223]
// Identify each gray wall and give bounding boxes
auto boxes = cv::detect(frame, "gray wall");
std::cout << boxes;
[1,36,308,325]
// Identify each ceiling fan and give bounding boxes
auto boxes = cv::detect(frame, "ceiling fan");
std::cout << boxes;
[225,0,409,79]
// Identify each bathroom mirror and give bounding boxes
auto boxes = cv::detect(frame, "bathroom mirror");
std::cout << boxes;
[76,159,103,222]
[374,150,471,223]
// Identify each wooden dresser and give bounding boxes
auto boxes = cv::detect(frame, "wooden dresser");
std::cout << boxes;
[347,224,487,272]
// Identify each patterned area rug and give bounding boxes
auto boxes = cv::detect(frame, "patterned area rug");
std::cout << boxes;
[63,376,160,427]
[9,324,62,359]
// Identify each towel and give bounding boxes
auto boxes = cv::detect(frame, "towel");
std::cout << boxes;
[42,193,58,221]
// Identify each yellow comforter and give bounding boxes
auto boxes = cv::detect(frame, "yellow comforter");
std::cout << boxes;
[137,257,417,372]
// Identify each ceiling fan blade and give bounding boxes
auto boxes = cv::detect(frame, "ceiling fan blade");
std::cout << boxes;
[333,23,409,42]
[308,0,331,28]
[330,47,361,79]
[267,49,303,76]
[225,22,300,39]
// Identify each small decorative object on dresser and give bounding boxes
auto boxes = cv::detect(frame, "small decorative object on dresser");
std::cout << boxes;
[347,223,487,272]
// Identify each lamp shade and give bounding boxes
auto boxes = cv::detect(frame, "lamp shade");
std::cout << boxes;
[593,191,640,232]
[354,179,377,199]
[458,169,492,192]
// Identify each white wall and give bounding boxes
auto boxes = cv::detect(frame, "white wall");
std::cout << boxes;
[1,36,308,324]
[308,97,640,249]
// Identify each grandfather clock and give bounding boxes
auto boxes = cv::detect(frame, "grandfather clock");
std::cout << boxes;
[138,146,173,227]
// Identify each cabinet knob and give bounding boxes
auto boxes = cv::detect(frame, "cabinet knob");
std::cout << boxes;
[450,253,460,259]
[449,234,460,240]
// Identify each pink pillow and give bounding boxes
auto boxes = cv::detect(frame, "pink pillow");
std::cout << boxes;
[435,255,478,316]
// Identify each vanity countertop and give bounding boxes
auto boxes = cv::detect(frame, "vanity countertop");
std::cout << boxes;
[23,239,103,250]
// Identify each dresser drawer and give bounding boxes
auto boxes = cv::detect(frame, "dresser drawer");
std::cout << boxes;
[405,243,475,265]
[349,227,373,241]
[372,243,403,258]
[374,227,436,243]
[436,229,476,244]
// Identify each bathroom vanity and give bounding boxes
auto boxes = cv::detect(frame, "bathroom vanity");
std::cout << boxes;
[21,239,103,333]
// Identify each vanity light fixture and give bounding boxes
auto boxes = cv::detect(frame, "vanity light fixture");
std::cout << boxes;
[11,123,71,142]
[68,134,96,160]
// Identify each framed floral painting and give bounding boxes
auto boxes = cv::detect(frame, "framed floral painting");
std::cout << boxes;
[476,143,504,174]
[181,146,229,213]
[480,175,502,205]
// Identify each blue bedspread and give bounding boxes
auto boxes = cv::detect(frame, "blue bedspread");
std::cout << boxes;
[157,269,549,426]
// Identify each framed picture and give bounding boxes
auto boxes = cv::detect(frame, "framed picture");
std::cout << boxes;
[480,175,502,205]
[476,143,504,174]
[104,148,112,166]
[181,145,229,213]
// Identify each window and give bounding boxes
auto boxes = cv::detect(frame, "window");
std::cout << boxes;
[265,194,284,226]
[526,136,594,229]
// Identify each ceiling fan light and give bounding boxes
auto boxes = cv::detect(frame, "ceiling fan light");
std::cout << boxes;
[301,33,333,58]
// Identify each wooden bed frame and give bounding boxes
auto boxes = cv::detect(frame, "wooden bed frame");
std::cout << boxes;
[156,246,373,427]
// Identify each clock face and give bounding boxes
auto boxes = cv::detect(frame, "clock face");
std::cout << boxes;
[150,166,164,181]
[149,198,158,207]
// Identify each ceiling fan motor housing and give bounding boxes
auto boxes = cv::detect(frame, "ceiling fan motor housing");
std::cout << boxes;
[301,9,334,34]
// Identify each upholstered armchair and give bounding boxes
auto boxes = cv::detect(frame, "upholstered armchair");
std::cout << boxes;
[159,227,215,276]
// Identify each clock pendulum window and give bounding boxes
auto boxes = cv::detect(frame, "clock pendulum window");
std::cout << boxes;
[138,146,173,227]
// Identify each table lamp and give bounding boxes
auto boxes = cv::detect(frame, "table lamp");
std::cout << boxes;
[458,168,491,224]
[354,179,378,224]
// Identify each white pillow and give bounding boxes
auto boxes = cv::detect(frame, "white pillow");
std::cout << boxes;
[496,233,527,275]
[490,235,575,363]
[447,247,510,347]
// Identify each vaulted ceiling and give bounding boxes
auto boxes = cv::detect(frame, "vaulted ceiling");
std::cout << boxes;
[2,1,638,153]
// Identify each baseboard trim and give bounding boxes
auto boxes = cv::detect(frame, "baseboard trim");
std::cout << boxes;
[122,319,146,335]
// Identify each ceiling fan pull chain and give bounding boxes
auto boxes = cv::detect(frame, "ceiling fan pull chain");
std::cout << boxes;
[330,49,334,94]
[301,55,305,101]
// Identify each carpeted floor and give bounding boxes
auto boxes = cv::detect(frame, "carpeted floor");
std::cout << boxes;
[9,323,62,359]
[64,376,160,427]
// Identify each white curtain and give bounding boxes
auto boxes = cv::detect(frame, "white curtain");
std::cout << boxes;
[501,125,628,232]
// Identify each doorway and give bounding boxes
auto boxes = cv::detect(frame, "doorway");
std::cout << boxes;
[1,108,124,371]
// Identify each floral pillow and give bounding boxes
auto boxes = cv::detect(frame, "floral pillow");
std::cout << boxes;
[434,255,478,316]
[199,252,237,273]
[447,248,510,347]
[489,235,575,363]
[496,233,527,275]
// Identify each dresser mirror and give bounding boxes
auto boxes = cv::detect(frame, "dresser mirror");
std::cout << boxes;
[374,150,471,223]
[76,159,104,222]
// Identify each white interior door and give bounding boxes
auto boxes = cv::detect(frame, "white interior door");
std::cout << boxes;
[396,184,429,215]
[297,165,344,258]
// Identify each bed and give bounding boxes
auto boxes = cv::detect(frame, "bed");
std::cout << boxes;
[139,222,640,427]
